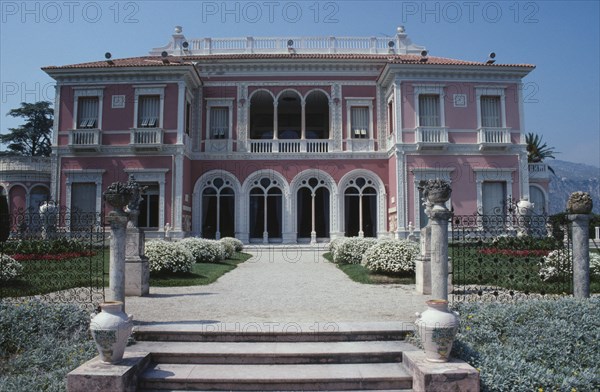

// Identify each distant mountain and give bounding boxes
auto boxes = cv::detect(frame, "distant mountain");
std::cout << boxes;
[547,160,600,214]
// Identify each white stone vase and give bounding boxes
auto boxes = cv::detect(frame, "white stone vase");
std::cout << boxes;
[415,299,459,362]
[90,301,133,364]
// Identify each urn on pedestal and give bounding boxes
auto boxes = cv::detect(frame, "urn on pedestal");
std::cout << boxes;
[415,299,459,362]
[90,301,133,364]
[566,192,593,214]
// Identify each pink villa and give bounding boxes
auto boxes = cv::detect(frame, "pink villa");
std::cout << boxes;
[22,26,551,242]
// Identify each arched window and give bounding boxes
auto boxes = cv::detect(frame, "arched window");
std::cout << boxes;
[297,177,330,242]
[305,91,329,139]
[529,186,546,216]
[249,178,283,241]
[202,178,235,239]
[344,177,377,237]
[250,91,274,140]
[277,91,302,139]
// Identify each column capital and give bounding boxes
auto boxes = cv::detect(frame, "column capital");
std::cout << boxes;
[568,214,592,223]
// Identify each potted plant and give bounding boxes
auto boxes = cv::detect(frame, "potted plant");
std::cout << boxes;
[103,182,132,211]
[419,179,452,204]
[566,192,593,214]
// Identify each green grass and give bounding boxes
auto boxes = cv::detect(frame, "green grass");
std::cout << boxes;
[149,252,253,287]
[1,251,108,298]
[323,252,415,284]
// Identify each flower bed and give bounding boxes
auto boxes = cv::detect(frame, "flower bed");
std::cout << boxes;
[11,251,96,262]
[362,239,419,274]
[146,240,194,273]
[478,248,550,258]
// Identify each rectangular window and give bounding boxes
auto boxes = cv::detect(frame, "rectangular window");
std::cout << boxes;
[482,181,506,228]
[137,95,160,128]
[351,106,369,139]
[210,107,229,139]
[77,97,99,129]
[185,102,192,136]
[418,95,440,127]
[138,184,159,228]
[481,96,501,127]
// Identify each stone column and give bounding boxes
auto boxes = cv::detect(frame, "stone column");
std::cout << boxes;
[124,176,149,296]
[107,211,128,304]
[415,225,431,295]
[420,179,453,300]
[430,207,453,300]
[566,191,593,298]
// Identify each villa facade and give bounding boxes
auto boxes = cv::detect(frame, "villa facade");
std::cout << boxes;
[21,26,551,243]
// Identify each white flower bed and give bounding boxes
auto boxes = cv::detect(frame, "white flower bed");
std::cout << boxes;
[590,252,600,276]
[219,239,235,259]
[332,237,378,264]
[539,248,571,282]
[179,238,225,263]
[361,239,419,273]
[145,240,194,273]
[327,238,346,255]
[221,237,243,252]
[0,254,23,282]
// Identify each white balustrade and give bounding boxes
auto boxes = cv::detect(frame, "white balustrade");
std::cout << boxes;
[69,129,101,147]
[478,128,511,144]
[415,127,448,144]
[131,128,162,145]
[248,140,331,154]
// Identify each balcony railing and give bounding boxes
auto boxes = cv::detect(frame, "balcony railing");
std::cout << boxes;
[528,162,551,180]
[68,129,101,151]
[248,140,331,154]
[0,156,52,173]
[415,127,449,150]
[130,128,163,151]
[477,128,511,150]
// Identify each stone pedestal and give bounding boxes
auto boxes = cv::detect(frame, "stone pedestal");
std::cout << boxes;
[568,214,591,298]
[107,211,129,305]
[125,228,149,296]
[429,207,453,300]
[416,226,432,295]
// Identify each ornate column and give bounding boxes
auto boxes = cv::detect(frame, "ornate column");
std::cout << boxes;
[423,179,453,300]
[103,182,132,306]
[124,175,149,297]
[415,186,432,294]
[567,192,593,298]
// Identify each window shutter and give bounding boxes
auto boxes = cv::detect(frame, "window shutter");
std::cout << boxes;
[138,95,160,127]
[210,107,229,139]
[418,95,440,127]
[77,97,99,129]
[481,96,501,127]
[351,107,369,138]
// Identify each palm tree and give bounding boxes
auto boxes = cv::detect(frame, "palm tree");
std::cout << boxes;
[525,132,557,174]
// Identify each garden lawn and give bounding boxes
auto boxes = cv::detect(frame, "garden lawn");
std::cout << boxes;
[323,252,415,284]
[149,252,252,287]
[0,251,109,298]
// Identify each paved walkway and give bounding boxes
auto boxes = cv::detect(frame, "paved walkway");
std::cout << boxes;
[126,246,432,325]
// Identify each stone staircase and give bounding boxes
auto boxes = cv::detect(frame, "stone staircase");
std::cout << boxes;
[67,322,479,392]
[131,322,416,391]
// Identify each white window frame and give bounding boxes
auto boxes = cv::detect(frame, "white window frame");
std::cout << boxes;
[73,87,103,130]
[474,168,514,218]
[64,169,105,228]
[475,86,506,128]
[133,85,166,129]
[413,85,445,128]
[124,168,169,231]
[205,99,234,139]
[345,98,374,139]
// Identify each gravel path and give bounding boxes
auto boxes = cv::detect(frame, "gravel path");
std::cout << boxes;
[125,246,432,325]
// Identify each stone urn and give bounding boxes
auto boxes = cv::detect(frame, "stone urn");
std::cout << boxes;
[420,179,452,205]
[566,192,593,214]
[90,301,133,364]
[103,182,132,211]
[415,299,459,362]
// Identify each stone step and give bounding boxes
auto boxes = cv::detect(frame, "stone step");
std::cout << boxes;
[129,341,418,365]
[133,322,413,343]
[138,363,413,391]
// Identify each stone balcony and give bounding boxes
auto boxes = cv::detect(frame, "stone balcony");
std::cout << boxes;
[130,128,163,151]
[69,129,101,152]
[247,139,333,154]
[477,127,511,150]
[415,127,449,150]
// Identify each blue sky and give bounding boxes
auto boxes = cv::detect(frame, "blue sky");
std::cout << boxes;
[1,0,598,167]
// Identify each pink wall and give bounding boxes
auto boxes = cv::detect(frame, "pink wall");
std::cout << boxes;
[405,155,520,219]
[387,155,397,208]
[59,156,173,220]
[401,82,522,131]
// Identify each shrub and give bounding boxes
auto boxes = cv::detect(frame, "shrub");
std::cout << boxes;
[327,237,346,255]
[178,237,224,263]
[219,239,235,259]
[332,237,377,264]
[361,239,419,274]
[539,248,571,282]
[145,240,194,273]
[491,235,560,251]
[0,300,96,392]
[2,237,88,255]
[221,237,243,252]
[451,298,600,392]
[590,251,600,276]
[0,254,23,282]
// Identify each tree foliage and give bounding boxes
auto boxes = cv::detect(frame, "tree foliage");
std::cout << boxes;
[525,132,557,174]
[0,101,53,156]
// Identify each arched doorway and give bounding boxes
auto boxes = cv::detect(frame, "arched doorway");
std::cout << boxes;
[344,177,377,238]
[201,178,235,239]
[297,177,330,243]
[249,178,283,243]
